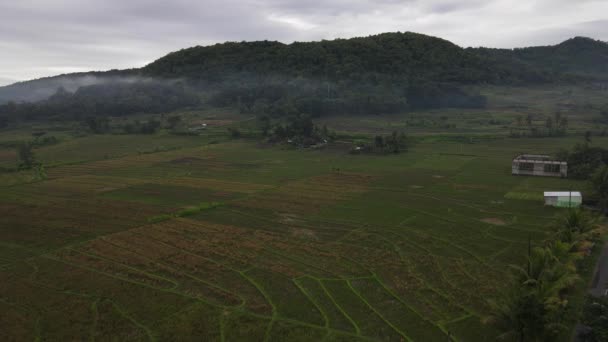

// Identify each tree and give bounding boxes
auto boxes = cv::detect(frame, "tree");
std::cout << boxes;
[86,116,110,134]
[559,117,568,130]
[585,131,592,144]
[227,127,241,138]
[257,115,271,136]
[486,283,546,342]
[600,103,608,122]
[166,115,182,129]
[487,242,579,341]
[374,135,385,149]
[591,165,608,212]
[17,142,36,169]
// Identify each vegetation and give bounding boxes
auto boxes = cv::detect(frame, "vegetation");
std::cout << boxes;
[579,295,608,341]
[3,33,608,127]
[487,209,603,341]
[0,31,607,342]
[557,144,608,179]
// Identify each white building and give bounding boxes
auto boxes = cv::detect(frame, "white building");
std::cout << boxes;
[544,191,582,208]
[512,154,568,178]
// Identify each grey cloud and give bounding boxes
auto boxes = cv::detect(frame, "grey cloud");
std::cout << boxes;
[0,0,607,84]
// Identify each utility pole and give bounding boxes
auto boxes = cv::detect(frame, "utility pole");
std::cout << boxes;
[527,234,531,276]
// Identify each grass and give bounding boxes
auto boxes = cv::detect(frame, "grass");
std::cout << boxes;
[1,88,607,341]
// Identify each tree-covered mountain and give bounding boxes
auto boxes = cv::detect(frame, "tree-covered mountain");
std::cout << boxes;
[471,36,608,80]
[142,32,550,84]
[1,32,607,123]
[0,70,136,104]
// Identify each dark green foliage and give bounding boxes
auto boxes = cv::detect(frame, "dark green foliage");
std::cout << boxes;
[86,116,110,134]
[579,295,608,342]
[354,131,408,154]
[561,144,608,179]
[227,127,241,138]
[144,32,547,84]
[0,81,199,123]
[266,114,333,146]
[166,115,182,129]
[487,207,604,342]
[472,37,608,80]
[591,165,608,212]
[123,119,161,134]
[17,142,36,169]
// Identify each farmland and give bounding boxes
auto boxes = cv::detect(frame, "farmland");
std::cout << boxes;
[1,112,604,341]
[0,82,607,341]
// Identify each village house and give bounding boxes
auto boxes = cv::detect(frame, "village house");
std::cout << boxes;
[511,154,568,178]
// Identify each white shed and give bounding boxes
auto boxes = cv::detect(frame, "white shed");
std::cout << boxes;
[543,191,582,208]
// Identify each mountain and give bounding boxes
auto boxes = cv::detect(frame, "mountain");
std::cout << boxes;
[3,33,608,106]
[471,36,608,80]
[141,32,548,84]
[0,70,135,104]
[1,32,607,121]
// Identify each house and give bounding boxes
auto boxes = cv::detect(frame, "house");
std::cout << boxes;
[512,154,567,177]
[544,191,582,208]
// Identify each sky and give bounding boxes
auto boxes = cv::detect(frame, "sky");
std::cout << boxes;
[1,0,607,86]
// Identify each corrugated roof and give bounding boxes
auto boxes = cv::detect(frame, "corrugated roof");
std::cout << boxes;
[544,191,582,197]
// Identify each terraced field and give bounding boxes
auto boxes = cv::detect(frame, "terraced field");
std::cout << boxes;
[0,136,599,341]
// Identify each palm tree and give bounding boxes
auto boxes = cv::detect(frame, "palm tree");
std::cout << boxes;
[557,209,596,243]
[488,245,579,341]
[486,283,541,342]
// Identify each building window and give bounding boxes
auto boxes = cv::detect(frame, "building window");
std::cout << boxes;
[544,164,560,173]
[519,162,534,171]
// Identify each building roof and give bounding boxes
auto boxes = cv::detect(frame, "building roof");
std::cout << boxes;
[513,154,566,164]
[544,191,582,197]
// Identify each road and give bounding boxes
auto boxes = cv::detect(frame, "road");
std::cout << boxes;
[589,241,608,297]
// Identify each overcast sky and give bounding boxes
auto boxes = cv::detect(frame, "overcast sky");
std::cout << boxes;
[1,0,607,86]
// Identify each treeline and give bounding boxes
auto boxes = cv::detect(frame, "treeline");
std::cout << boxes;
[209,79,486,118]
[258,114,336,147]
[557,143,608,180]
[510,112,569,138]
[0,81,199,124]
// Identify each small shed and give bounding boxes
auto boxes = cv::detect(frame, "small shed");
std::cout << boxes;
[543,191,582,208]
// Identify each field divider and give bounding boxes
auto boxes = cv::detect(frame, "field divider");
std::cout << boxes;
[88,299,99,342]
[31,252,370,339]
[138,227,252,272]
[96,238,246,307]
[109,300,157,342]
[345,279,413,342]
[372,273,454,340]
[262,247,340,278]
[66,247,180,290]
[240,269,277,342]
[134,229,246,273]
[315,280,361,335]
[293,278,330,328]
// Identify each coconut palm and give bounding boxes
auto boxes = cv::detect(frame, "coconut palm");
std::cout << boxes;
[488,245,579,341]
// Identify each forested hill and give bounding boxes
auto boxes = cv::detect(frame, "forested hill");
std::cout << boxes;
[141,32,550,84]
[1,32,608,122]
[471,36,608,80]
[0,70,136,104]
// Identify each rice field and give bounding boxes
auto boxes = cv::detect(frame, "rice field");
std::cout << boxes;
[0,131,603,341]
